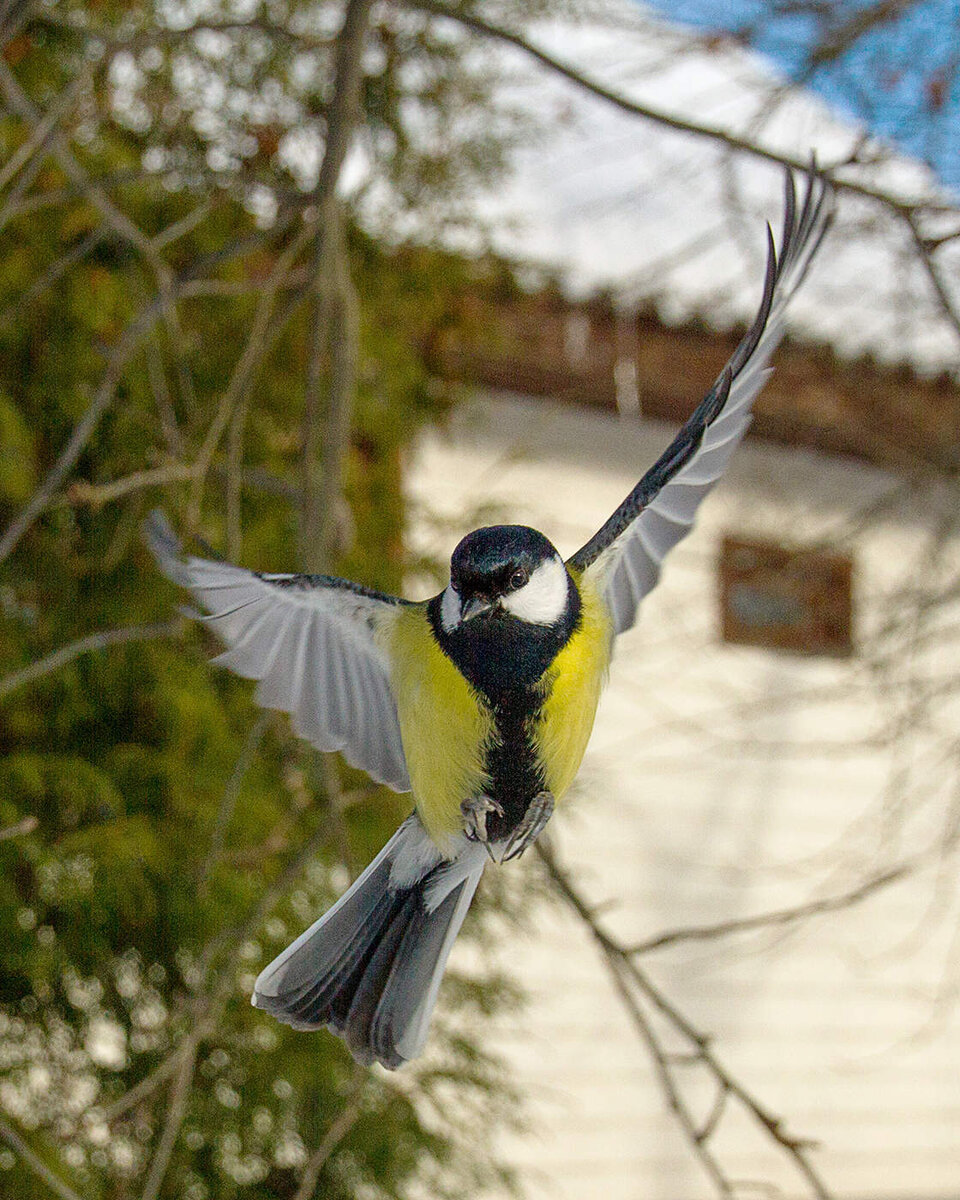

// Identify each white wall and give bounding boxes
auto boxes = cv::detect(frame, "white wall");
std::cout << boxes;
[406,393,960,1200]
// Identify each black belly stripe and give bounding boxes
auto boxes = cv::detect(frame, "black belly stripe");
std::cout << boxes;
[481,689,547,842]
[427,581,581,842]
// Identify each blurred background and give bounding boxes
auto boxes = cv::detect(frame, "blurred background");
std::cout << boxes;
[0,2,958,1198]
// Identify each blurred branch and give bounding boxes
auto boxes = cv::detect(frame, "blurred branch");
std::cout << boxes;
[0,1115,85,1200]
[807,0,923,69]
[0,297,160,567]
[298,0,374,573]
[410,0,960,349]
[0,71,87,197]
[0,60,159,262]
[198,710,272,894]
[187,220,315,535]
[0,619,183,701]
[122,757,358,1195]
[406,3,935,206]
[0,229,103,331]
[96,1046,188,1124]
[628,863,913,955]
[0,815,38,840]
[301,200,359,571]
[291,1074,366,1200]
[536,838,832,1200]
[139,1036,199,1200]
[222,253,315,557]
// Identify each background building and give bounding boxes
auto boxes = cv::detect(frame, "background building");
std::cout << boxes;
[406,303,960,1197]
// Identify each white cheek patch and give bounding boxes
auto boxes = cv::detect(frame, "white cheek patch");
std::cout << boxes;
[502,556,569,625]
[440,583,461,632]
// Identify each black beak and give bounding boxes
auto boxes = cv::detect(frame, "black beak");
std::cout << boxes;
[461,596,495,622]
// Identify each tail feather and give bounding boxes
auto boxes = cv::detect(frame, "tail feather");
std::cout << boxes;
[252,815,485,1068]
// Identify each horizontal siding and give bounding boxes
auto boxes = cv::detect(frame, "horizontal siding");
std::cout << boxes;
[409,394,960,1200]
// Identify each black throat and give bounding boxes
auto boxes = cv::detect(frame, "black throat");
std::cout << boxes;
[427,577,581,840]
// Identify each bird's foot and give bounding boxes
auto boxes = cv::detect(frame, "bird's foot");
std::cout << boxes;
[461,794,504,858]
[500,791,555,863]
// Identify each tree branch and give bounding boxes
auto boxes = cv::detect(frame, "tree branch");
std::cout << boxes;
[0,620,183,701]
[291,1076,365,1200]
[536,838,833,1199]
[298,0,374,573]
[407,0,953,214]
[628,864,911,955]
[0,1115,85,1200]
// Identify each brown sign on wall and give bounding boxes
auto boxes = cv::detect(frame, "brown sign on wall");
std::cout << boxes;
[719,536,854,658]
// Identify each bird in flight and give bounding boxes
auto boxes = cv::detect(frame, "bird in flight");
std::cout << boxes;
[147,169,830,1070]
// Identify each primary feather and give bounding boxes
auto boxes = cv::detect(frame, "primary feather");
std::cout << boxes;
[144,511,412,791]
[569,168,832,634]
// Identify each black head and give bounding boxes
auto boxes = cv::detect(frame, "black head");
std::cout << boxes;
[429,525,580,699]
[448,525,560,614]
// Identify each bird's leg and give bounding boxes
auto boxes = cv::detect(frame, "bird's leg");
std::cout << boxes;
[461,794,504,857]
[500,791,555,863]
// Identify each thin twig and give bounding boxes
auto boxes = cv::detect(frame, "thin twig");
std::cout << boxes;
[297,0,374,572]
[0,619,183,701]
[96,1043,190,1124]
[223,231,315,556]
[139,1036,199,1200]
[291,1076,366,1200]
[0,815,38,841]
[628,864,912,955]
[300,201,359,571]
[409,0,954,215]
[199,710,272,894]
[536,839,833,1199]
[0,1115,85,1200]
[187,222,315,533]
[0,298,158,567]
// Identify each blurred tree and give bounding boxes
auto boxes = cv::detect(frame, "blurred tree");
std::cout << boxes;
[5,1,960,1198]
[0,1,557,1197]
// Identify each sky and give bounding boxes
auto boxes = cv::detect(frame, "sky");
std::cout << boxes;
[640,0,960,194]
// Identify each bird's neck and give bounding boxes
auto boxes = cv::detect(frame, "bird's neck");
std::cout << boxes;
[427,580,581,706]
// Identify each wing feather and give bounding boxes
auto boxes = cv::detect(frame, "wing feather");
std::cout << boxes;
[145,511,412,791]
[569,167,832,635]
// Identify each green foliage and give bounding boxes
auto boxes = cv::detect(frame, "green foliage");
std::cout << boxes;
[0,2,547,1196]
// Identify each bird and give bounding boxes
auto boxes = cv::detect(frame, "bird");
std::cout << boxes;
[146,168,831,1070]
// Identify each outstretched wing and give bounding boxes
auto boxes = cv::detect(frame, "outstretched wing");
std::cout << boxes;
[145,511,412,792]
[568,168,832,635]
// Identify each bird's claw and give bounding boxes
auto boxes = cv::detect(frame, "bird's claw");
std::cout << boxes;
[461,794,504,856]
[500,791,555,863]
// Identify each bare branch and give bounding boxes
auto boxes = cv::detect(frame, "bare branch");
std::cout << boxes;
[407,0,952,214]
[0,620,183,701]
[297,0,374,573]
[187,221,314,533]
[0,1115,85,1200]
[301,201,359,571]
[139,1036,199,1200]
[536,839,833,1199]
[628,864,912,955]
[0,300,157,567]
[0,815,38,841]
[198,710,272,894]
[291,1076,366,1200]
[96,1045,190,1125]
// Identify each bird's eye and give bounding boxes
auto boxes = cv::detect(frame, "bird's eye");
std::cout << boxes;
[509,569,528,590]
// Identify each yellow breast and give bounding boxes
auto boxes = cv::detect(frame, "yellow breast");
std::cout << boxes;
[385,577,613,853]
[386,606,494,849]
[532,573,613,798]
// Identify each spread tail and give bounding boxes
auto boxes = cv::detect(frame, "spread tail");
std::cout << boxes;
[252,815,485,1069]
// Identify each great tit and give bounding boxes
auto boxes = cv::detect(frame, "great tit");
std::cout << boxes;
[146,169,830,1070]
